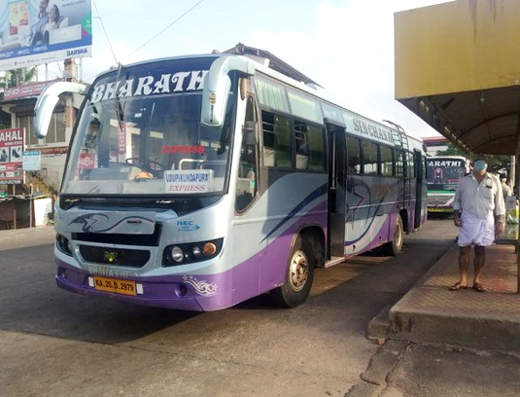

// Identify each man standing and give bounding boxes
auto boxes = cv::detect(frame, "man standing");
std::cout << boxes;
[498,173,512,199]
[450,155,505,292]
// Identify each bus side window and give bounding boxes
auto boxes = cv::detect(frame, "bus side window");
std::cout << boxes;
[347,136,361,175]
[274,115,292,167]
[294,121,309,169]
[362,141,378,175]
[236,96,258,212]
[381,145,393,176]
[262,111,276,167]
[308,125,325,171]
[294,121,325,171]
[262,111,292,168]
[396,150,404,177]
[408,152,415,178]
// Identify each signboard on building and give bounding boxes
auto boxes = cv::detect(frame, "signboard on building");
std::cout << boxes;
[39,146,67,155]
[22,150,40,171]
[4,79,60,100]
[0,128,24,184]
[0,0,92,71]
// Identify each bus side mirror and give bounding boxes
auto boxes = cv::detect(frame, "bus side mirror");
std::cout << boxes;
[201,75,230,127]
[201,56,256,128]
[34,82,87,138]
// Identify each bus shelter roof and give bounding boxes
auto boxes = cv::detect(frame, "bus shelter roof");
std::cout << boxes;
[394,0,520,156]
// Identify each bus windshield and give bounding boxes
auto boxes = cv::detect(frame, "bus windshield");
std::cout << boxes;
[62,62,236,196]
[427,157,467,191]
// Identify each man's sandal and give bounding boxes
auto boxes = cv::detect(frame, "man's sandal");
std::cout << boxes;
[449,282,467,291]
[473,283,486,292]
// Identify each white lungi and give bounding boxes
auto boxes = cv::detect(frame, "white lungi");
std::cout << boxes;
[457,211,495,247]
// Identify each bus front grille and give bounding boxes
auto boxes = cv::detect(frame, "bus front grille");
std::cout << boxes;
[427,195,453,206]
[79,245,150,268]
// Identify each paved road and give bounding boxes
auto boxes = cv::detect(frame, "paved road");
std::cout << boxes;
[1,219,519,396]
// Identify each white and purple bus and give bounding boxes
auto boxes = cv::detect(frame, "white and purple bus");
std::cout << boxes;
[34,48,427,311]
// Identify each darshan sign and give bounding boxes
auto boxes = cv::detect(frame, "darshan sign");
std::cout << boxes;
[0,0,92,71]
[0,128,24,184]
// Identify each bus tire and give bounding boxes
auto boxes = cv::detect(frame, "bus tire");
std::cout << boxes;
[383,215,404,256]
[270,236,315,308]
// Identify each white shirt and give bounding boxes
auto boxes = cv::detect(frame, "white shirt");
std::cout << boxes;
[453,172,505,220]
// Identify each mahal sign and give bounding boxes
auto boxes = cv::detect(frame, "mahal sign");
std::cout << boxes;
[0,0,92,71]
[0,128,24,184]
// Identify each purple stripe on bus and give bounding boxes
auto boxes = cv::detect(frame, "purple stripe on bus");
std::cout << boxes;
[55,201,328,312]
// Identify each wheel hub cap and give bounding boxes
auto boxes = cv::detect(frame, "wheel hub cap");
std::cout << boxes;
[289,250,308,291]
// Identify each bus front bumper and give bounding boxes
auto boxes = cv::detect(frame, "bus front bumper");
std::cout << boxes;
[55,259,230,312]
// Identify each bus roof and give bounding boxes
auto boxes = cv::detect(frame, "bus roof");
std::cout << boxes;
[223,42,322,87]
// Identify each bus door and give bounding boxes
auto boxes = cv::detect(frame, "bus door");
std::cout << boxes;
[414,150,424,228]
[326,120,346,258]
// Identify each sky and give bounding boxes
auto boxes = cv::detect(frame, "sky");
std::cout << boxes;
[39,0,456,139]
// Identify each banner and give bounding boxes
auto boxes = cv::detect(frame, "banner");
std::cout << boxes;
[0,128,24,184]
[22,149,41,171]
[0,0,92,71]
[3,78,59,99]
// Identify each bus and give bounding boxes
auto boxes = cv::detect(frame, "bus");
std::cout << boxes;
[426,156,470,213]
[34,48,427,311]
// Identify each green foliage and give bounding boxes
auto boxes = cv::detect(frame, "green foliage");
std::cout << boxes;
[486,155,511,174]
[435,142,468,157]
[0,67,37,88]
[436,142,511,174]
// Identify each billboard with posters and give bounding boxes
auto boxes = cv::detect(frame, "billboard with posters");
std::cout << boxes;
[0,0,92,71]
[0,128,24,184]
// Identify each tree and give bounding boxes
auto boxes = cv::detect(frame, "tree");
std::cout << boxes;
[0,66,38,89]
[436,142,511,175]
[435,142,469,157]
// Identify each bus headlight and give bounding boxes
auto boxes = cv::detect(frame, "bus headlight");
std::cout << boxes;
[171,246,184,263]
[163,238,223,267]
[192,246,202,258]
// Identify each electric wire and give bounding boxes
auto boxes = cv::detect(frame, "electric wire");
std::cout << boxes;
[92,0,118,65]
[120,0,206,62]
[65,1,206,82]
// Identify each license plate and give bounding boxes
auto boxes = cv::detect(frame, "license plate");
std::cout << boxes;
[93,276,136,296]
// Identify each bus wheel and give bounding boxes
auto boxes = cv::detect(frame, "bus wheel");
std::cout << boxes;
[270,236,315,308]
[383,215,404,256]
